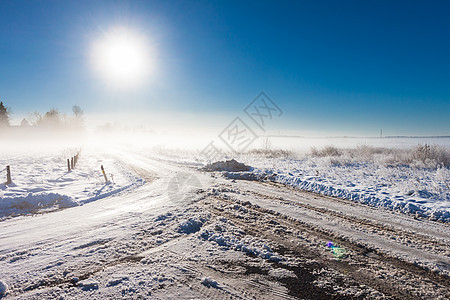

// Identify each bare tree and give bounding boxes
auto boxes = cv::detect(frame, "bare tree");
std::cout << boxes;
[20,118,30,127]
[39,108,63,128]
[72,105,84,129]
[72,105,84,118]
[0,101,10,127]
[27,112,43,126]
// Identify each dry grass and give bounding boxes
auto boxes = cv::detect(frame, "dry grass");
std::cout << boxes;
[311,146,342,157]
[310,144,450,169]
[247,148,295,158]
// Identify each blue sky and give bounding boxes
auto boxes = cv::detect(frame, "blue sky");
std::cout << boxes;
[0,0,449,136]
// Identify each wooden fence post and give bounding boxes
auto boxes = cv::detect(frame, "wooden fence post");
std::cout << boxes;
[101,165,108,183]
[71,157,74,169]
[67,159,71,172]
[6,166,11,184]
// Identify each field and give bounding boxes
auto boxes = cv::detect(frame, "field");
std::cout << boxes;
[0,136,449,299]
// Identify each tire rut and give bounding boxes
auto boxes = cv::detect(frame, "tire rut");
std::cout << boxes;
[201,190,450,299]
[246,185,449,256]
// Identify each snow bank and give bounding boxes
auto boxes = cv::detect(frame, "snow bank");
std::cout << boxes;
[231,154,450,223]
[273,169,450,222]
[0,192,77,218]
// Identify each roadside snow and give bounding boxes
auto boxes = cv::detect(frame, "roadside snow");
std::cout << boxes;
[218,157,450,223]
[192,149,449,223]
[0,146,144,220]
[241,156,450,222]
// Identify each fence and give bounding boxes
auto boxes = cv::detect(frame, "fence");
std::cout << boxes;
[2,149,110,185]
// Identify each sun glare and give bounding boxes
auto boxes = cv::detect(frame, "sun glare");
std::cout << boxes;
[91,27,153,89]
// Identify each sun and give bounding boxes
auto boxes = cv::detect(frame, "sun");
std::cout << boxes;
[90,27,153,89]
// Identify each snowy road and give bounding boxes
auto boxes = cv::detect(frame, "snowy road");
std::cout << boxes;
[0,150,449,299]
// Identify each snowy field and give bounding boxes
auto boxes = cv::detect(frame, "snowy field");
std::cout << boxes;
[148,136,450,223]
[3,136,444,223]
[0,144,144,221]
[238,145,450,223]
[0,137,449,299]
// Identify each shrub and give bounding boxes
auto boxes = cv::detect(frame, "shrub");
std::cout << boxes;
[309,144,449,169]
[248,148,294,158]
[311,146,341,157]
[409,144,450,167]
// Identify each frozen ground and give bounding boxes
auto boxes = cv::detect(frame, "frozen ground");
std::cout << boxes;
[0,146,144,220]
[0,140,449,299]
[149,139,450,223]
[236,152,450,223]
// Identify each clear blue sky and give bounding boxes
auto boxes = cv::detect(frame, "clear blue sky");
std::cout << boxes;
[0,0,449,136]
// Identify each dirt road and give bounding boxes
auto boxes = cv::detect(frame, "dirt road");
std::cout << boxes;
[1,153,448,299]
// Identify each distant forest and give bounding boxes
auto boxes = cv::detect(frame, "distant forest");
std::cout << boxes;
[0,101,84,131]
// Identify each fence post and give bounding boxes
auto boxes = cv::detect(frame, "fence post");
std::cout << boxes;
[101,165,108,183]
[67,159,71,172]
[71,157,74,169]
[6,166,11,184]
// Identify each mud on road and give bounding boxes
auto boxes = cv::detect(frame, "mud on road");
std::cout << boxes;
[192,180,450,299]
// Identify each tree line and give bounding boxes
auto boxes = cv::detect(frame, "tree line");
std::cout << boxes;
[0,100,84,130]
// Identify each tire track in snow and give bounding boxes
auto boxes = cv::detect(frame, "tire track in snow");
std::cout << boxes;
[202,186,450,299]
[233,180,450,273]
[248,183,449,256]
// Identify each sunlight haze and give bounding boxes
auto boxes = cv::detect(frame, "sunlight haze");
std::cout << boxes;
[90,27,154,89]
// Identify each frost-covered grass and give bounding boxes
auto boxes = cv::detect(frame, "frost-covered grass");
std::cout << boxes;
[96,141,450,222]
[147,141,448,222]
[231,144,450,222]
[1,139,448,222]
[311,144,450,169]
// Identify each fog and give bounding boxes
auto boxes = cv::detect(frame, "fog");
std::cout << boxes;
[2,110,449,156]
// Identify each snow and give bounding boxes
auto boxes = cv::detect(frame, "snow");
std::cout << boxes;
[0,140,449,298]
[199,216,283,263]
[106,275,129,287]
[78,279,99,291]
[268,268,297,279]
[0,280,8,296]
[193,143,449,223]
[177,217,207,234]
[141,137,450,223]
[201,277,219,288]
[236,155,450,222]
[0,145,144,220]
